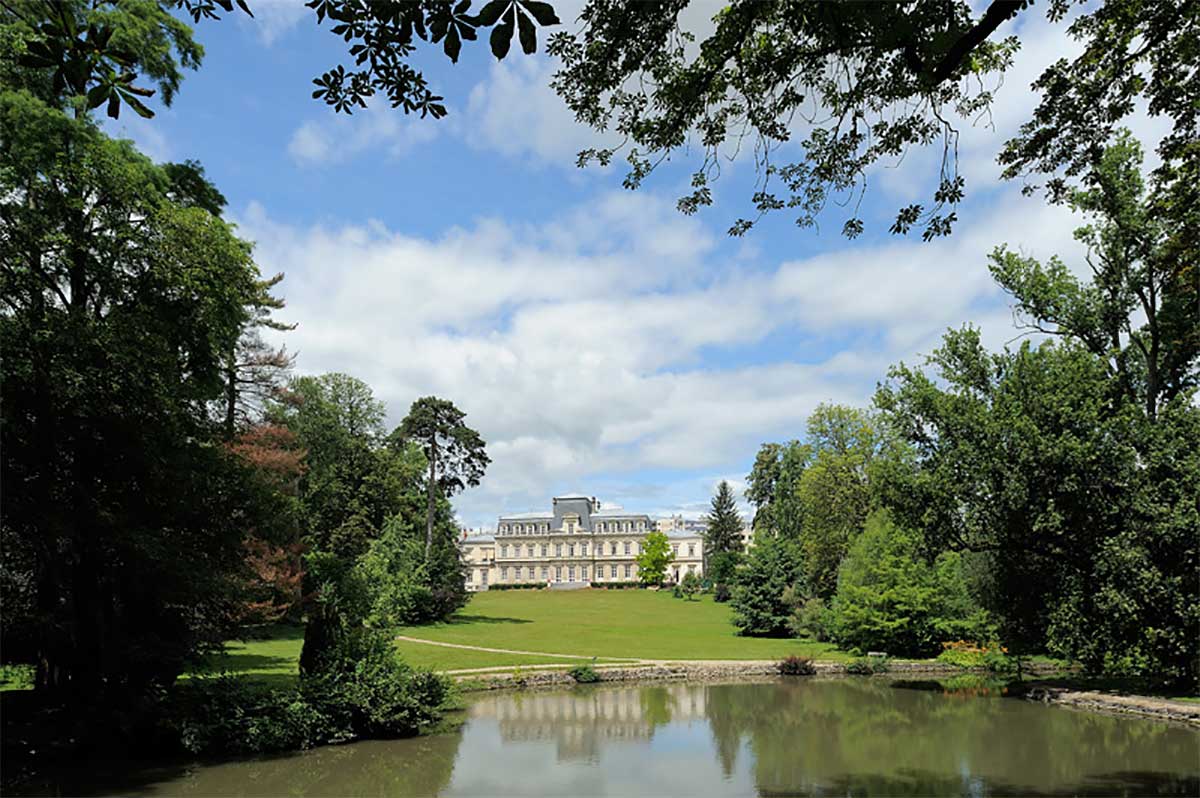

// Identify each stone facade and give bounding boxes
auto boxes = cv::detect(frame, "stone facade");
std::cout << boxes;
[460,494,705,591]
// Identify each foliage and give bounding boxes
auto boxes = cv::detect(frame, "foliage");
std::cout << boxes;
[777,656,815,676]
[359,511,468,627]
[745,440,810,537]
[712,583,732,603]
[395,396,490,561]
[788,597,833,643]
[831,511,989,659]
[567,663,600,683]
[845,656,891,675]
[0,58,273,690]
[679,571,701,601]
[936,641,1011,671]
[706,551,742,603]
[795,405,881,599]
[635,530,674,586]
[547,0,1194,240]
[703,480,744,557]
[730,533,804,637]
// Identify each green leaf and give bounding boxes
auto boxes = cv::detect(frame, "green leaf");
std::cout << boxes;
[106,93,120,119]
[519,1,559,26]
[517,8,535,55]
[489,7,514,59]
[474,0,510,27]
[86,85,110,110]
[443,27,462,62]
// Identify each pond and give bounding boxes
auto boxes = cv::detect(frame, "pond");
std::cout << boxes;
[25,678,1200,796]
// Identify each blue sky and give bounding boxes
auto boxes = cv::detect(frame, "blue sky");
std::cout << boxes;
[107,1,1165,527]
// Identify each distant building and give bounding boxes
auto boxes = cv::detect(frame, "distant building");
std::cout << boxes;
[460,494,704,590]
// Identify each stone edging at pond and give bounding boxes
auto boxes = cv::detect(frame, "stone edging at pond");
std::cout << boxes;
[454,659,1055,690]
[1022,685,1200,726]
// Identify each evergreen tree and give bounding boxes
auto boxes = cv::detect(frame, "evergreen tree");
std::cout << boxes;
[729,533,804,637]
[704,481,744,556]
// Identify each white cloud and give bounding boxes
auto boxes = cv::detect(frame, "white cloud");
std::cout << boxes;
[287,105,440,166]
[241,178,1086,526]
[241,0,309,45]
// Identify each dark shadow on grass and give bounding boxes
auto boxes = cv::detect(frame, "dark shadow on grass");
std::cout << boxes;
[444,614,533,625]
[193,652,296,679]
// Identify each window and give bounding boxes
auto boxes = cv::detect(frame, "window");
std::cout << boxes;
[672,545,679,556]
[555,543,563,557]
[481,570,488,584]
[568,567,575,581]
[637,521,644,531]
[688,544,695,556]
[555,566,562,581]
[541,566,548,580]
[581,565,589,579]
[610,542,618,556]
[540,544,548,557]
[500,544,508,558]
[623,541,631,555]
[610,565,618,578]
[581,542,588,556]
[500,567,508,581]
[624,564,632,578]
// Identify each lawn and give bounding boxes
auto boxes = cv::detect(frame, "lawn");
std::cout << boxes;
[396,588,850,662]
[191,624,603,682]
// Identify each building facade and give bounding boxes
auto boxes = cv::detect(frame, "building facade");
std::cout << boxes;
[461,494,704,591]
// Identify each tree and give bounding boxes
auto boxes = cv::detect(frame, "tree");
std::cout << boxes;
[745,440,809,538]
[1,24,270,690]
[396,397,490,561]
[831,511,986,658]
[219,271,295,439]
[636,530,674,587]
[9,0,560,122]
[679,571,701,601]
[795,405,880,599]
[547,0,1196,239]
[704,481,745,557]
[729,533,804,637]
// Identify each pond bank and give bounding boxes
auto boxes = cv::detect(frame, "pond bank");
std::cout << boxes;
[454,660,1200,727]
[1021,684,1200,725]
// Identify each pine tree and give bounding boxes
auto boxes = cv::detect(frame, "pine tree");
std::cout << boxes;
[704,481,744,557]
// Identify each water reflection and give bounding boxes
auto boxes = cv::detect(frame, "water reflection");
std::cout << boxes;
[22,678,1200,796]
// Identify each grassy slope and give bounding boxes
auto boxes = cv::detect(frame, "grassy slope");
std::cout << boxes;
[396,588,849,661]
[190,625,600,683]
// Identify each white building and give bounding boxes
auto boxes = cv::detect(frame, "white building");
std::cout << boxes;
[460,494,705,590]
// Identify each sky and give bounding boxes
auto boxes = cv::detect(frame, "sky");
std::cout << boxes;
[107,1,1167,528]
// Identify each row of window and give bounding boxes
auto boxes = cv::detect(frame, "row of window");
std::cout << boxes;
[490,541,700,559]
[497,519,650,535]
[494,564,636,582]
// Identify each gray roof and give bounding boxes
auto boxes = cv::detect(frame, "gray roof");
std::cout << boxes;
[665,529,703,540]
[498,512,553,520]
[462,534,495,544]
[553,493,592,500]
[592,509,649,518]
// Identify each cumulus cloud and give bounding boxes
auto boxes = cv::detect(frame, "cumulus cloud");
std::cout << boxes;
[236,177,1087,526]
[287,105,440,166]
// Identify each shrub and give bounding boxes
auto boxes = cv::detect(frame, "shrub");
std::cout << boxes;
[568,664,600,683]
[789,597,833,641]
[713,583,732,602]
[845,655,890,675]
[777,656,815,676]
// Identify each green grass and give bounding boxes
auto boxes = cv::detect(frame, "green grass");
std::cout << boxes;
[190,624,609,682]
[396,588,850,661]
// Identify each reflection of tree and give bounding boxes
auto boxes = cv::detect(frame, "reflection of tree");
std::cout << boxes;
[697,679,1199,796]
[704,685,743,778]
[639,686,676,728]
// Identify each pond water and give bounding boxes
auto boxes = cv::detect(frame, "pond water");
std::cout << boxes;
[28,678,1200,796]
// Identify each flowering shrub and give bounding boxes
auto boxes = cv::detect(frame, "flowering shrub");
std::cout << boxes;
[936,640,1010,670]
[777,656,816,676]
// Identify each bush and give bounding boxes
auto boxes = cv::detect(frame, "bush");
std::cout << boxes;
[568,664,600,683]
[789,597,833,641]
[713,583,732,602]
[845,655,891,675]
[777,656,815,676]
